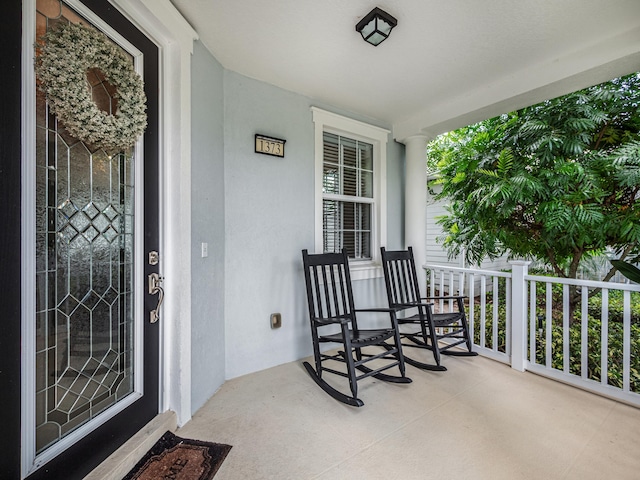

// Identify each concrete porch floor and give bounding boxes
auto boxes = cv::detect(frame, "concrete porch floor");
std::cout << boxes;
[177,354,640,480]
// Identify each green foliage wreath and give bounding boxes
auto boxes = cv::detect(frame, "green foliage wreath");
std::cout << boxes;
[35,22,147,152]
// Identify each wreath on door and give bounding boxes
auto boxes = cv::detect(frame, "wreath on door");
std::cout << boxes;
[35,22,147,152]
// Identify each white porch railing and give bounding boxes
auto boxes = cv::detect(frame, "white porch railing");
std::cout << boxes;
[425,261,640,407]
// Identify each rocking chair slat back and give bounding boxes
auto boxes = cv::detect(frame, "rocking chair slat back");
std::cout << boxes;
[383,248,421,306]
[305,252,355,323]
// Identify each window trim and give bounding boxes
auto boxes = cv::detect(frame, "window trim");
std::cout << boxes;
[311,107,389,280]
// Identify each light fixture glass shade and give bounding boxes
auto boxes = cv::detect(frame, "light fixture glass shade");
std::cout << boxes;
[377,18,392,35]
[355,7,397,46]
[360,19,376,39]
[367,32,386,46]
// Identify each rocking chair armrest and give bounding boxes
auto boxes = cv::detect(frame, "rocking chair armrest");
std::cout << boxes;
[394,302,434,309]
[354,307,397,314]
[312,316,350,326]
[422,295,467,301]
[396,299,433,309]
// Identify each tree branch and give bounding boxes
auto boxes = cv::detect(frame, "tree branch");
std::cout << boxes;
[546,248,566,277]
[593,120,611,151]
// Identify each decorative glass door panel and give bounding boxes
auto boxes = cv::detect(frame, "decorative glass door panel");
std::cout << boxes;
[35,0,136,455]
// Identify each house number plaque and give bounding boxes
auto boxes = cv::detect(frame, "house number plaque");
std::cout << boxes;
[255,134,286,158]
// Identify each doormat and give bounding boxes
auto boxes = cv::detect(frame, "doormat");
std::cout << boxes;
[122,431,232,480]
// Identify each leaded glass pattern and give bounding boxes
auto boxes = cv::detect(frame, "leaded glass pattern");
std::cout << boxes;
[35,0,135,454]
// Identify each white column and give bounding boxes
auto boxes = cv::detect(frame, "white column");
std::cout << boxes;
[403,135,429,296]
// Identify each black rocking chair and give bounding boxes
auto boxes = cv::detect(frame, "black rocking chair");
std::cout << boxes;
[301,249,411,407]
[380,246,477,371]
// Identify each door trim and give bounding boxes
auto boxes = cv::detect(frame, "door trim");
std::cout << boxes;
[20,0,37,471]
[110,0,199,426]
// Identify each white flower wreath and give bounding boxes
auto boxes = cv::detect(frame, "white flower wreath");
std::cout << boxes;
[35,22,147,152]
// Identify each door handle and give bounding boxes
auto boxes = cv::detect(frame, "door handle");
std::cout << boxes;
[148,272,164,323]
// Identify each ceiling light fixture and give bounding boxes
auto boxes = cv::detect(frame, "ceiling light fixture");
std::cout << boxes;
[355,7,397,46]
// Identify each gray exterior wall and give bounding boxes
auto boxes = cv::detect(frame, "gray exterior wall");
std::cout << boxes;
[189,50,406,395]
[190,41,226,412]
[386,139,405,250]
[222,71,316,379]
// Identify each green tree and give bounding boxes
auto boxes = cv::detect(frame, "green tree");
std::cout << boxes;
[428,73,640,281]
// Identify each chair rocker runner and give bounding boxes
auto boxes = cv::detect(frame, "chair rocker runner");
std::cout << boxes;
[301,249,411,407]
[381,247,477,371]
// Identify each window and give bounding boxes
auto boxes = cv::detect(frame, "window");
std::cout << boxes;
[322,133,373,259]
[312,107,389,279]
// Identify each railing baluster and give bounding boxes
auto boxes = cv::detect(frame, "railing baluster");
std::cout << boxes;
[506,276,512,356]
[563,284,570,374]
[449,270,455,311]
[581,286,588,380]
[480,275,487,349]
[601,289,608,387]
[623,290,631,393]
[529,280,536,364]
[493,276,499,351]
[439,270,445,312]
[546,282,552,368]
[429,269,435,298]
[468,272,475,346]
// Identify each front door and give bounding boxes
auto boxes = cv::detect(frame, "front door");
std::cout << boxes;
[5,1,160,478]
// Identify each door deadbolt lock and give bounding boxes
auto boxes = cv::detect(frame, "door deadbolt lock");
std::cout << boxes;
[148,272,164,323]
[149,250,159,266]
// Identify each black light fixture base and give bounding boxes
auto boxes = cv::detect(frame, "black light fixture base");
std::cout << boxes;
[355,7,398,46]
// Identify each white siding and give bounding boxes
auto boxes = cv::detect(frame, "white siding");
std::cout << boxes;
[426,191,459,266]
[425,185,510,294]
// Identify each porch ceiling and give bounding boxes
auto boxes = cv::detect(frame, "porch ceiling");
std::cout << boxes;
[169,0,640,140]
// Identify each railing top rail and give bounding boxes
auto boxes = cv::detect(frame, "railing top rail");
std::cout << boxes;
[423,263,512,279]
[526,274,640,291]
[423,263,640,291]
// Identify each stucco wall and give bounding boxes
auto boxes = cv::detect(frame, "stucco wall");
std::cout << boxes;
[386,139,405,250]
[190,41,226,412]
[189,43,405,389]
[222,71,405,379]
[222,71,315,379]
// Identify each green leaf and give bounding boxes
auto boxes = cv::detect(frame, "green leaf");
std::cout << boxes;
[497,149,514,176]
[452,172,466,183]
[610,260,640,284]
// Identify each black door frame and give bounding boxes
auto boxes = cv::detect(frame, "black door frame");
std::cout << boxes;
[1,1,161,478]
[0,1,26,478]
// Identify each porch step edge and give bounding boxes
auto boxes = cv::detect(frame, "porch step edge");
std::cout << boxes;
[83,410,178,480]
